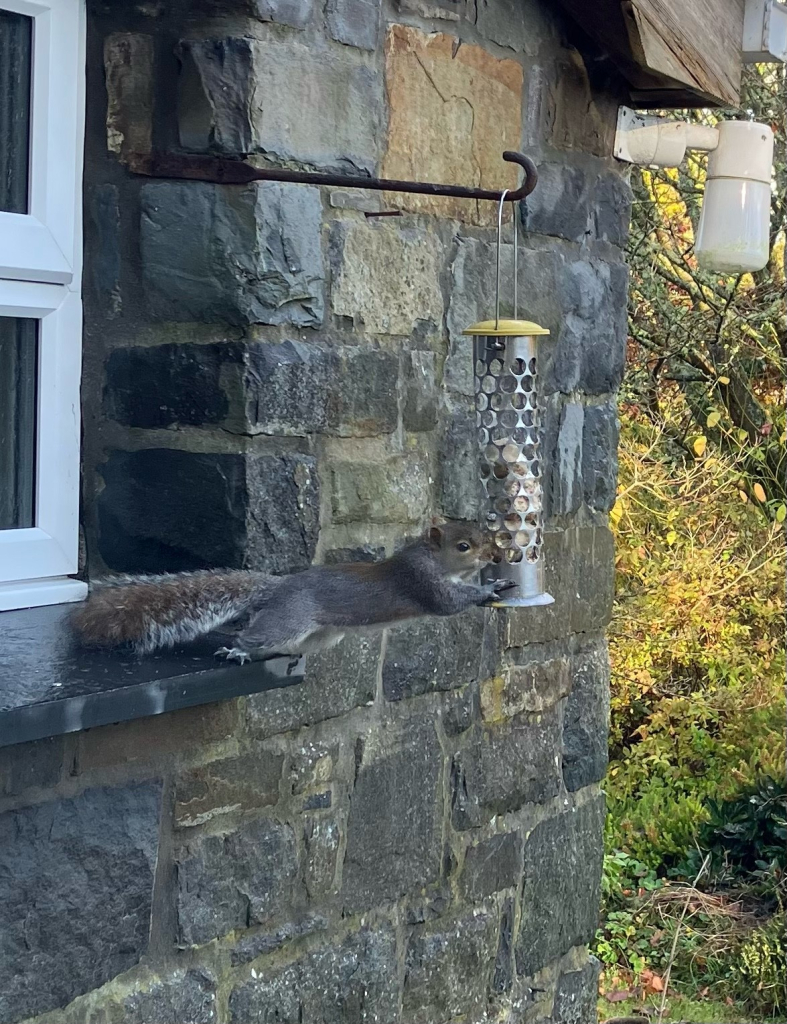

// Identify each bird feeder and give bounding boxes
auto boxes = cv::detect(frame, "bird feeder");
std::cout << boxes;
[464,191,554,608]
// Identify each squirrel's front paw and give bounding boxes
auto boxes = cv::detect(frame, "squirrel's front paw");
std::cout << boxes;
[214,646,252,666]
[481,579,517,604]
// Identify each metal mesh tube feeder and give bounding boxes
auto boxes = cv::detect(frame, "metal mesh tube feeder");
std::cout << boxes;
[464,191,554,608]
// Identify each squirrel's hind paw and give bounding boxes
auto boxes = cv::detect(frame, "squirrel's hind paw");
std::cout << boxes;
[214,646,252,666]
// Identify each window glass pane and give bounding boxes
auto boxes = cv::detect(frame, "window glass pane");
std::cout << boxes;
[0,316,37,529]
[0,9,32,214]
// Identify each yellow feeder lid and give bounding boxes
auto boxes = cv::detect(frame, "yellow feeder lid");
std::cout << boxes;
[462,318,550,337]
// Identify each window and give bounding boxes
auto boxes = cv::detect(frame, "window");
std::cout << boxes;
[0,0,86,610]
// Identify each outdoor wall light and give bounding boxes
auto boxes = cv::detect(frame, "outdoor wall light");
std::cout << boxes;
[464,193,554,608]
[614,107,775,274]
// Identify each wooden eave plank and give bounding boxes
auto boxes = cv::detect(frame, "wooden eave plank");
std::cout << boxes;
[622,0,743,107]
[553,0,744,107]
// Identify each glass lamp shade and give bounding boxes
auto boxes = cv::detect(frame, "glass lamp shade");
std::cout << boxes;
[695,177,771,274]
[695,120,773,275]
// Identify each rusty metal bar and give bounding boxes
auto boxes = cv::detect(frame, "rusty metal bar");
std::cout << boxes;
[128,150,538,203]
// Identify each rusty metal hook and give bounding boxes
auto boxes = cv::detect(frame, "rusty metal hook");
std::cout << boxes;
[129,150,539,205]
[501,151,538,202]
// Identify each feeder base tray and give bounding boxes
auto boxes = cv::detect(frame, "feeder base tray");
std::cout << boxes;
[490,593,555,609]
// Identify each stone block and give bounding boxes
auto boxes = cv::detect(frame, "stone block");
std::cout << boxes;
[402,910,498,1023]
[450,752,477,831]
[516,795,605,976]
[176,817,298,944]
[230,913,328,966]
[396,0,461,18]
[288,740,340,795]
[521,163,631,246]
[475,0,541,53]
[446,238,562,399]
[595,171,633,248]
[521,164,630,250]
[479,607,504,680]
[506,525,616,646]
[303,816,341,897]
[522,163,593,242]
[547,50,617,159]
[343,721,442,911]
[77,701,241,772]
[256,0,313,26]
[122,970,217,1024]
[228,926,399,1023]
[104,33,153,160]
[97,448,319,575]
[329,188,381,212]
[547,400,584,517]
[541,258,628,397]
[563,639,610,793]
[323,545,385,565]
[403,350,437,433]
[303,791,331,809]
[246,634,380,739]
[438,400,482,520]
[451,707,562,827]
[442,686,475,736]
[583,401,620,512]
[174,749,284,828]
[330,453,430,525]
[481,649,570,721]
[540,393,560,520]
[184,0,313,21]
[104,342,237,428]
[245,340,399,437]
[245,454,320,572]
[383,610,485,701]
[140,181,324,327]
[106,339,400,437]
[87,183,121,316]
[177,38,254,154]
[492,896,515,994]
[553,956,602,1024]
[326,0,380,50]
[0,736,63,797]
[382,25,522,225]
[331,221,444,336]
[461,831,522,899]
[250,35,382,173]
[0,783,161,1022]
[405,886,452,925]
[577,263,629,397]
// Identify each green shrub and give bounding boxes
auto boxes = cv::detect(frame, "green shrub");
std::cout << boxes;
[597,412,786,1019]
[606,411,785,870]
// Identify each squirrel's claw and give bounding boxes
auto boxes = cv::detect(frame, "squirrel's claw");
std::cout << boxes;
[481,578,518,605]
[214,646,252,665]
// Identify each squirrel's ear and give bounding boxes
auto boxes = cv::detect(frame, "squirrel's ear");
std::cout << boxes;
[428,524,444,545]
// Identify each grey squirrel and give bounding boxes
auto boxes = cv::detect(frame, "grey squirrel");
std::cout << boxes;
[71,520,515,662]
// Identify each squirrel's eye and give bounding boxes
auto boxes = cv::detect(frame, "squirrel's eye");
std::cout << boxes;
[457,542,471,552]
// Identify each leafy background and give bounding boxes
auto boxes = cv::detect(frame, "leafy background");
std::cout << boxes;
[594,63,786,1021]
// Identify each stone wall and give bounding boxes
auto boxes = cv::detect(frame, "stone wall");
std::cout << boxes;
[0,0,631,1020]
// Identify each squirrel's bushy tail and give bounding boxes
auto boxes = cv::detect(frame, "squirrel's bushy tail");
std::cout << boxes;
[70,570,275,654]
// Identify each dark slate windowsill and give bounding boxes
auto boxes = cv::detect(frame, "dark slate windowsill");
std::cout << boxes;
[0,604,304,748]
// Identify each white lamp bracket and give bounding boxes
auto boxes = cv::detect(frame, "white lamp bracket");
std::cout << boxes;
[743,0,787,63]
[613,108,775,276]
[614,107,719,168]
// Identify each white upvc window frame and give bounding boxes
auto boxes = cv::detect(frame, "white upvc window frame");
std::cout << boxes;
[0,0,87,611]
